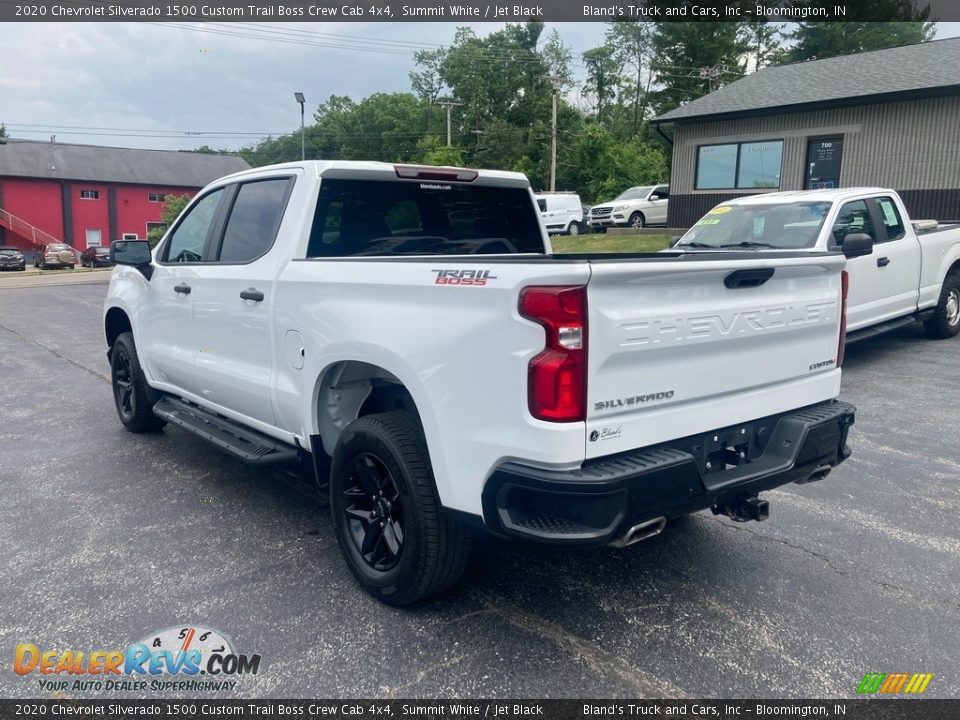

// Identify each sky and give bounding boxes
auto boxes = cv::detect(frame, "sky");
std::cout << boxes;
[1,21,959,153]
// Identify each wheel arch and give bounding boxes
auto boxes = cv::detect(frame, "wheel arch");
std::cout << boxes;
[104,306,132,356]
[312,360,427,458]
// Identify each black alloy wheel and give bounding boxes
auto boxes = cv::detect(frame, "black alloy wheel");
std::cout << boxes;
[341,452,405,571]
[113,344,136,423]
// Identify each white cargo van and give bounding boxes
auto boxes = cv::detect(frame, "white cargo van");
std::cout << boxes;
[535,192,583,235]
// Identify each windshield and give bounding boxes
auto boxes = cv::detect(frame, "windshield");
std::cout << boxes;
[676,201,832,249]
[95,248,110,255]
[0,249,20,255]
[613,186,653,202]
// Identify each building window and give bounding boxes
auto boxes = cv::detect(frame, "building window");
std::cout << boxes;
[695,140,783,190]
[148,193,167,203]
[80,189,100,200]
[122,233,138,241]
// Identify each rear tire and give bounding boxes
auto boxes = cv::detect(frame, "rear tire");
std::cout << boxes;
[330,411,471,605]
[567,221,580,236]
[924,272,960,339]
[110,332,166,433]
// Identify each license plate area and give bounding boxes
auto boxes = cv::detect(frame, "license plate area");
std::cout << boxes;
[688,417,780,478]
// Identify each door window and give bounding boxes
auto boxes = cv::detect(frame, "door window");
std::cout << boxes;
[874,197,906,241]
[163,189,223,263]
[217,178,292,263]
[831,200,875,247]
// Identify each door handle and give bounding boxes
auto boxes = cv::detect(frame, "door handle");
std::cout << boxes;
[877,257,890,267]
[240,288,265,302]
[174,283,191,295]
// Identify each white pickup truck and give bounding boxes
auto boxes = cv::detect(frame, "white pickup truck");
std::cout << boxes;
[103,161,856,604]
[676,188,960,340]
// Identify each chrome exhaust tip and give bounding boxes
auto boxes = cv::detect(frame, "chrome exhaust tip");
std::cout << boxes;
[608,516,667,549]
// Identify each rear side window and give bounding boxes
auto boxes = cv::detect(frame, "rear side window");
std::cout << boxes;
[307,179,545,257]
[217,178,293,263]
[874,197,905,242]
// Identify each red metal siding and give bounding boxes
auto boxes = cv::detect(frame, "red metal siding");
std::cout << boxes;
[115,186,195,241]
[0,178,65,247]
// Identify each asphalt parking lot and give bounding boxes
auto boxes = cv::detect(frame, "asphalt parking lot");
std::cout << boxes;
[1,276,959,699]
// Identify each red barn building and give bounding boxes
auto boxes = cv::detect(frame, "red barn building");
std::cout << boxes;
[0,139,249,253]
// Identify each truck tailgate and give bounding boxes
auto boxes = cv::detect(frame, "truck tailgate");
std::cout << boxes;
[585,254,845,459]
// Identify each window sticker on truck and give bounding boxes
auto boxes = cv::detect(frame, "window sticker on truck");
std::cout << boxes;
[431,269,497,286]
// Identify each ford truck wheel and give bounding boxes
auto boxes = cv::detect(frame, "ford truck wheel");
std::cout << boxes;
[111,332,166,432]
[629,212,645,229]
[924,272,960,339]
[330,411,471,605]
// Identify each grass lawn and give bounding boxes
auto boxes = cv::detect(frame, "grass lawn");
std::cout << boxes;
[551,233,674,254]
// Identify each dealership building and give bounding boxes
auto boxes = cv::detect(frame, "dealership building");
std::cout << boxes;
[654,37,960,227]
[0,139,248,251]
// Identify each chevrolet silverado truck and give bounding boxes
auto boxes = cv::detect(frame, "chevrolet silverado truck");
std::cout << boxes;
[103,161,856,604]
[676,188,960,340]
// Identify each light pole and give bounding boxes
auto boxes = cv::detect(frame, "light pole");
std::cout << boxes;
[294,92,305,161]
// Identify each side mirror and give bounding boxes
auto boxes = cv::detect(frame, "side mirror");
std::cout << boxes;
[841,233,873,259]
[111,240,153,278]
[649,194,661,201]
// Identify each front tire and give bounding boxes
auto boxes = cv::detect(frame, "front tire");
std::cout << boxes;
[330,411,471,605]
[629,212,646,229]
[110,332,166,432]
[924,272,960,339]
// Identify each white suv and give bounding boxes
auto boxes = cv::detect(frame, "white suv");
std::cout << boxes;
[589,184,669,231]
[535,192,583,235]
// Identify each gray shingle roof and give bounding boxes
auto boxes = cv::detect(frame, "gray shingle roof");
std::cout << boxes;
[0,139,250,187]
[655,37,960,123]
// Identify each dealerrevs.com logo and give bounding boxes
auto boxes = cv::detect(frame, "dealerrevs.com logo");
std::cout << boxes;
[13,625,261,693]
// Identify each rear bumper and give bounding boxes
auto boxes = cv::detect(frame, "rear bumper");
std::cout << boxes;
[481,400,855,546]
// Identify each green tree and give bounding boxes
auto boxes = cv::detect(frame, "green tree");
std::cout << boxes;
[416,136,465,166]
[743,21,784,70]
[409,47,447,133]
[0,123,7,138]
[786,22,935,62]
[606,21,654,135]
[650,23,749,115]
[582,45,620,125]
[147,194,192,248]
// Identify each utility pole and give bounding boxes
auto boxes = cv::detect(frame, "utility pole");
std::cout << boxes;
[437,101,463,147]
[545,70,563,193]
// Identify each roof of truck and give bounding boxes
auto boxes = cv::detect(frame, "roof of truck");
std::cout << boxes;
[215,160,530,186]
[718,188,896,205]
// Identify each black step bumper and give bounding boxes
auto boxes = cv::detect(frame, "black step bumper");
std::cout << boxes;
[482,400,855,546]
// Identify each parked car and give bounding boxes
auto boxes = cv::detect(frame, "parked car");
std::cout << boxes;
[81,246,114,268]
[34,243,76,270]
[0,245,26,271]
[675,188,960,340]
[534,192,583,235]
[589,184,670,231]
[103,161,855,604]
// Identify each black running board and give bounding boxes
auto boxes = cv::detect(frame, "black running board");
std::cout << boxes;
[153,396,299,465]
[846,313,926,344]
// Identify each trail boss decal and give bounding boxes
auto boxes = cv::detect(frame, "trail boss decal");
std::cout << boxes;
[431,269,497,286]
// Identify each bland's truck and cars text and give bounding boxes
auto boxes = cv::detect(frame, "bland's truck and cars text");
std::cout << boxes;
[103,161,857,604]
[676,188,960,341]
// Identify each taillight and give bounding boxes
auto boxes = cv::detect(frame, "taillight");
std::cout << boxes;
[837,270,849,367]
[519,286,587,422]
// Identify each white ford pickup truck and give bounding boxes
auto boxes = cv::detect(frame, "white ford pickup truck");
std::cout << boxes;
[104,161,856,604]
[676,188,960,341]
